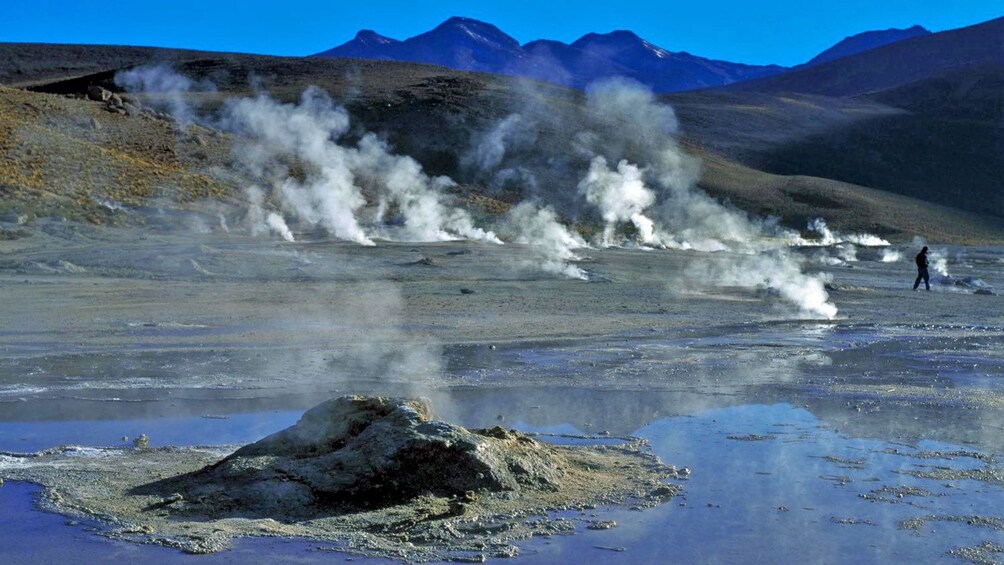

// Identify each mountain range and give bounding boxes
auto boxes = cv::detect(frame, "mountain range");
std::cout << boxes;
[314,17,932,93]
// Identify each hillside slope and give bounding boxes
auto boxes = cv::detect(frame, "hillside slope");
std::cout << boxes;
[1,51,1000,242]
[0,43,229,87]
[805,25,930,67]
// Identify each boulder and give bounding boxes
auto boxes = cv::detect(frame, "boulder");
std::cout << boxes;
[148,396,568,515]
[86,85,112,102]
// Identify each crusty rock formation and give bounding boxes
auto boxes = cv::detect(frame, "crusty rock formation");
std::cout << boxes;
[138,396,571,515]
[0,395,679,559]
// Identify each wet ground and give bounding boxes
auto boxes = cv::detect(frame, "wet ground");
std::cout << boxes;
[1,221,1003,563]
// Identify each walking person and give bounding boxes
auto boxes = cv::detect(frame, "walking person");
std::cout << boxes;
[913,246,930,291]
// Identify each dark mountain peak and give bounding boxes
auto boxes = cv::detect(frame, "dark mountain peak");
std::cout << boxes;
[314,29,399,58]
[315,17,787,92]
[573,30,644,47]
[423,16,521,51]
[806,24,931,66]
[353,30,398,46]
[571,30,676,63]
[522,39,569,50]
[440,16,487,26]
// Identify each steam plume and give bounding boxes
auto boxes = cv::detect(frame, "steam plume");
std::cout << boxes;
[246,186,294,242]
[115,64,214,126]
[806,218,890,247]
[221,88,500,245]
[578,80,838,317]
[880,249,902,263]
[502,202,588,280]
[578,157,662,247]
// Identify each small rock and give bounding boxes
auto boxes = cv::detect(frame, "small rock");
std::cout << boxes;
[133,434,149,448]
[651,485,675,497]
[488,344,496,351]
[587,520,617,530]
[86,85,111,102]
[0,478,4,488]
[0,212,28,225]
[459,288,476,295]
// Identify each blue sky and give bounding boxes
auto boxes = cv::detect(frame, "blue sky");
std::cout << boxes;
[3,0,1001,66]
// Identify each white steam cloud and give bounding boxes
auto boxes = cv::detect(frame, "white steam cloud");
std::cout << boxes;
[246,185,294,242]
[929,249,950,276]
[579,157,655,246]
[115,67,871,316]
[806,218,890,247]
[503,202,588,280]
[266,212,295,242]
[115,64,214,126]
[880,249,902,263]
[676,249,837,319]
[221,88,501,246]
[570,79,839,317]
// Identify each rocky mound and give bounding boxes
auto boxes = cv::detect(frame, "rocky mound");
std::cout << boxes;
[144,396,568,515]
[0,395,679,559]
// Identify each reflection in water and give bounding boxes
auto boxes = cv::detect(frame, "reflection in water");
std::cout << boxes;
[4,402,1004,563]
[1,237,1002,562]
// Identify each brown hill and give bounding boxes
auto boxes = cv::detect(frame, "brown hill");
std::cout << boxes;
[1,47,1001,243]
[0,85,232,224]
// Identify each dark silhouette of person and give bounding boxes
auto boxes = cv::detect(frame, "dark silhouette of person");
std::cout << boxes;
[913,246,930,291]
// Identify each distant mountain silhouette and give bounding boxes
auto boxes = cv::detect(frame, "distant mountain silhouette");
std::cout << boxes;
[726,17,1004,96]
[314,16,786,92]
[805,25,930,67]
